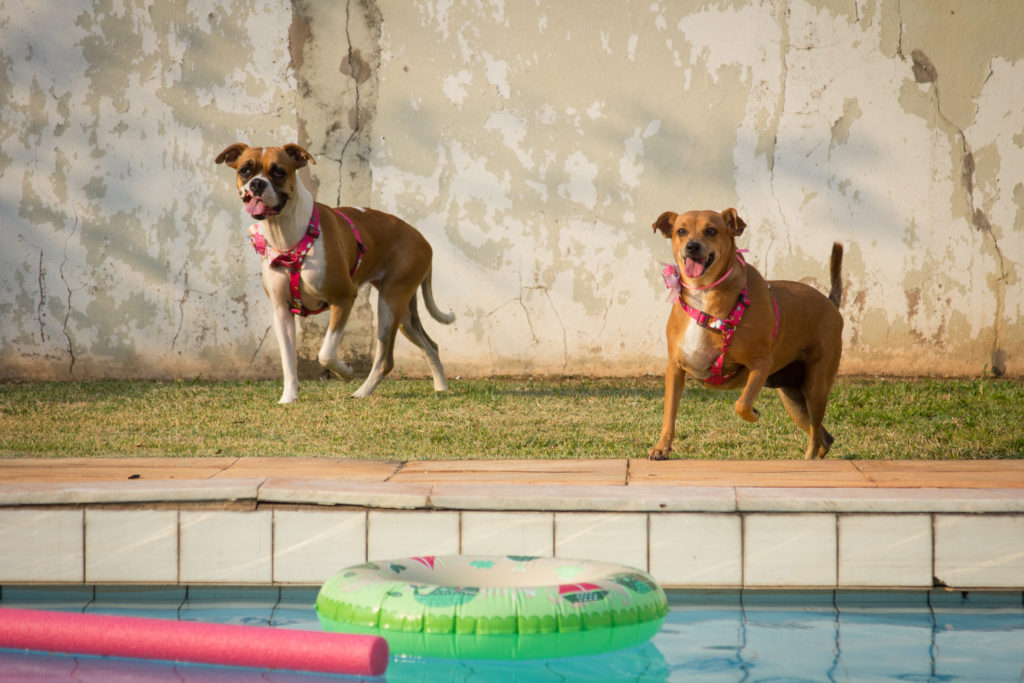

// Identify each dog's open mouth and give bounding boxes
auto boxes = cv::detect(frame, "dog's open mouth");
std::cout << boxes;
[684,252,715,279]
[243,193,283,220]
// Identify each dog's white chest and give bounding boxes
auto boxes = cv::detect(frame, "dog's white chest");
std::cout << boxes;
[678,321,720,380]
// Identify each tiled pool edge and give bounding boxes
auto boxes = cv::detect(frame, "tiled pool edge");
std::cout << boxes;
[1,479,1022,590]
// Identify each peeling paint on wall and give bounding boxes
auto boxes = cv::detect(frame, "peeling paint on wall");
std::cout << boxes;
[1,0,1021,381]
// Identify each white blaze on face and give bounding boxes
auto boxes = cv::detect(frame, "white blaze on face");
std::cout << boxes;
[241,148,287,219]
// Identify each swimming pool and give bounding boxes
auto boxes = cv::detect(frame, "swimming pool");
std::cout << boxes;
[1,587,1021,681]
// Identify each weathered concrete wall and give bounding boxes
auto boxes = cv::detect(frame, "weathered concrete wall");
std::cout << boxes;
[1,0,1021,380]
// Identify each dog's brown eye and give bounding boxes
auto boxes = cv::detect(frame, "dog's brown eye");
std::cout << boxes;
[270,166,287,180]
[704,227,717,237]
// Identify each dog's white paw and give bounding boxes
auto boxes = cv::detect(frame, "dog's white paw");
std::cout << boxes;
[326,361,355,381]
[278,392,298,404]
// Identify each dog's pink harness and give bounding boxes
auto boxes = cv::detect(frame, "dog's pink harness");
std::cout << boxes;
[249,206,365,317]
[662,251,779,386]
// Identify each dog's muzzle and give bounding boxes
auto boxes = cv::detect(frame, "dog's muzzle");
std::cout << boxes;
[683,242,715,278]
[242,177,284,219]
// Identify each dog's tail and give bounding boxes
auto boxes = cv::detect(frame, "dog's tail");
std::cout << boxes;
[828,242,843,308]
[421,267,456,325]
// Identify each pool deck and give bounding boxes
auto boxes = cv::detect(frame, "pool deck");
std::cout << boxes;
[1,457,1022,591]
[3,455,1024,487]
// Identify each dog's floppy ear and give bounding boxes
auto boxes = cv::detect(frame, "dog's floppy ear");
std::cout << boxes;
[652,212,677,238]
[721,208,746,236]
[283,144,316,168]
[215,143,248,168]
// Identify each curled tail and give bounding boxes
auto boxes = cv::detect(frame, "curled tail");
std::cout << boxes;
[421,267,455,325]
[828,242,843,308]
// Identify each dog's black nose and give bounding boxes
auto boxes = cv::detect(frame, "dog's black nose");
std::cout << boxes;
[684,241,702,256]
[249,178,266,195]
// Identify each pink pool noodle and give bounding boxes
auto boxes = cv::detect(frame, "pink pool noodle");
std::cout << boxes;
[0,607,388,677]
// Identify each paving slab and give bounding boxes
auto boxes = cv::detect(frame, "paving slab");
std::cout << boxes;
[852,460,1024,488]
[390,459,628,485]
[629,459,873,487]
[259,479,431,509]
[0,457,233,482]
[735,486,1024,512]
[215,457,400,482]
[430,483,737,512]
[0,478,262,506]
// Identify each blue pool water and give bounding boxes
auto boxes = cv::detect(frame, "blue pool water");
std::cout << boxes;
[1,587,1022,681]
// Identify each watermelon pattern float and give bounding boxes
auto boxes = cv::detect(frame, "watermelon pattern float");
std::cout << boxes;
[316,555,668,660]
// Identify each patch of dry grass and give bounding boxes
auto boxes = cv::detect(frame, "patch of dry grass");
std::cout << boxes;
[1,377,1021,460]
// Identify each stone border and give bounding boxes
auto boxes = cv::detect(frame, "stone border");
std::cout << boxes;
[1,479,1022,590]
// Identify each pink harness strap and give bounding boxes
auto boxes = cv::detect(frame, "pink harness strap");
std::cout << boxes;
[662,252,780,385]
[678,289,752,385]
[249,206,365,317]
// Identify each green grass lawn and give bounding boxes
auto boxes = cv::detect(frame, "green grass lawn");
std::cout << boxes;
[1,377,1021,460]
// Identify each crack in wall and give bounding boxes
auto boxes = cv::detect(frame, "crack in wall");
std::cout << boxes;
[535,285,569,371]
[59,215,79,376]
[249,325,272,367]
[337,0,362,206]
[910,48,1010,375]
[765,0,793,273]
[36,249,45,344]
[171,266,189,352]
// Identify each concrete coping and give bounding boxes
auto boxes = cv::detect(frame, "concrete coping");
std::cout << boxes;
[1,478,1022,513]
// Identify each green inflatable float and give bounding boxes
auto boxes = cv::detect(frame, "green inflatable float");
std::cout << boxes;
[316,555,668,660]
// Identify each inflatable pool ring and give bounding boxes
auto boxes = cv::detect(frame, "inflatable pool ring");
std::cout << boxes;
[315,555,668,660]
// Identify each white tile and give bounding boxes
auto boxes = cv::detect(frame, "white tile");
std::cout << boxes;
[650,513,741,587]
[367,510,460,560]
[180,511,272,583]
[0,509,83,582]
[273,510,366,583]
[460,512,554,556]
[554,513,648,571]
[744,514,837,588]
[838,514,932,587]
[85,510,178,583]
[934,515,1024,588]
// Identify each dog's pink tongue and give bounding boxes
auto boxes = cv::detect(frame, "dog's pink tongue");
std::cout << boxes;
[684,257,706,279]
[245,196,267,217]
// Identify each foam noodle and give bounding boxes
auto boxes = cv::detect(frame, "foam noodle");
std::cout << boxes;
[0,607,388,677]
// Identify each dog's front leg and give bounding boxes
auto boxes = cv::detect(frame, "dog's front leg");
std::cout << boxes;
[734,359,772,422]
[271,303,299,404]
[649,361,685,460]
[318,303,356,381]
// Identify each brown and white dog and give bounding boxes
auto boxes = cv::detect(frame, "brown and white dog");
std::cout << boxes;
[650,208,843,460]
[215,142,453,403]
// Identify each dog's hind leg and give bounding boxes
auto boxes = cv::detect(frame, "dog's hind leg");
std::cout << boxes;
[318,303,356,381]
[399,296,449,392]
[778,385,834,459]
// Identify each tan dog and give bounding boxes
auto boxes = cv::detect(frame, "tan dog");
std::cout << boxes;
[215,142,453,403]
[649,209,843,460]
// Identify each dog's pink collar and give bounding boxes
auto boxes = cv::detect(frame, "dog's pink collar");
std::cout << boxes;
[249,206,365,317]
